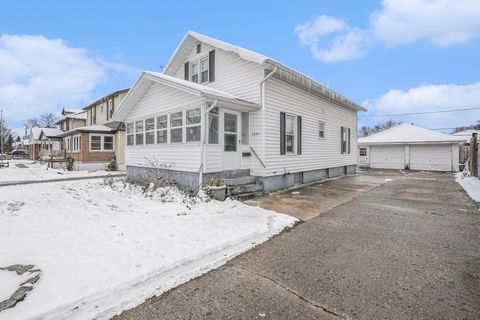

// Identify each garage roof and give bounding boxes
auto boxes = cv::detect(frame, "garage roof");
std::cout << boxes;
[359,124,466,144]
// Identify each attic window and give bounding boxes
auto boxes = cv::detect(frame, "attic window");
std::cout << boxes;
[196,43,201,54]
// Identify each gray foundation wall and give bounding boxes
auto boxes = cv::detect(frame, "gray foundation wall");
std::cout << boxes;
[127,164,357,192]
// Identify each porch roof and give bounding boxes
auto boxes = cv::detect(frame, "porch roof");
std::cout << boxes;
[112,72,260,121]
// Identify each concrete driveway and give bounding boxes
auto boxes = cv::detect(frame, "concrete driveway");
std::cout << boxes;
[114,169,480,320]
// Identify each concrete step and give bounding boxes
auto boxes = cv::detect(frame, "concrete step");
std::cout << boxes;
[228,183,264,196]
[223,176,258,186]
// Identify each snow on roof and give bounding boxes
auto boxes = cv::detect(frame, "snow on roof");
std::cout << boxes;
[41,128,64,138]
[358,124,466,144]
[164,31,364,112]
[452,129,480,137]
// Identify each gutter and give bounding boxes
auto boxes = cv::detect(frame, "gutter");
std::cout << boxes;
[199,99,218,187]
[258,67,277,175]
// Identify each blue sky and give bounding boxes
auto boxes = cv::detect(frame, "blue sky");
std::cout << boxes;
[1,0,479,135]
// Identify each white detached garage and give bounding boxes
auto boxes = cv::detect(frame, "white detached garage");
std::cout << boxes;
[358,124,465,172]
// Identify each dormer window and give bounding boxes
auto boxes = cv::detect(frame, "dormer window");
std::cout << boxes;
[191,62,199,83]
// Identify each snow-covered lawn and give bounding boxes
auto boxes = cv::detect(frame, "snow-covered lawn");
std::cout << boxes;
[0,178,296,320]
[0,160,121,184]
[456,172,480,202]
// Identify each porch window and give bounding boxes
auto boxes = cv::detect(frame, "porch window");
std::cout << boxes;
[186,108,201,142]
[170,111,183,143]
[208,107,218,144]
[191,62,199,83]
[319,121,325,138]
[90,136,101,151]
[145,117,155,145]
[126,122,134,146]
[156,115,168,144]
[359,147,367,156]
[286,115,295,153]
[135,120,144,145]
[241,112,249,145]
[200,57,209,83]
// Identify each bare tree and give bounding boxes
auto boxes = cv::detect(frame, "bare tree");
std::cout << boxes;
[40,113,59,128]
[24,117,40,127]
[359,119,401,137]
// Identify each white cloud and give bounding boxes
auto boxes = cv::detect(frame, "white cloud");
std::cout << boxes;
[294,16,368,62]
[296,0,480,62]
[363,82,480,129]
[0,34,136,123]
[371,0,480,47]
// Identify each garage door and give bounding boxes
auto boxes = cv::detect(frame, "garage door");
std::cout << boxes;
[370,145,405,169]
[410,144,452,171]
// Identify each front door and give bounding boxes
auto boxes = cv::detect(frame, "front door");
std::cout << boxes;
[221,109,241,170]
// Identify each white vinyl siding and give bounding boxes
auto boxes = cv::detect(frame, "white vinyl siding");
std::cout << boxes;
[124,82,207,172]
[172,43,264,103]
[262,77,357,176]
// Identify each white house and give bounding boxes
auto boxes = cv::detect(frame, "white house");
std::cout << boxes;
[358,124,465,172]
[113,31,365,193]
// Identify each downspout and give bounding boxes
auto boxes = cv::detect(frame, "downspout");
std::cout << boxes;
[258,66,277,175]
[199,99,218,187]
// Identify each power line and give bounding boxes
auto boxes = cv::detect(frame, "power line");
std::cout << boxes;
[359,106,480,118]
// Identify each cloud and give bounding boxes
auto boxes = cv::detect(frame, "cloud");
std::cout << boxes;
[0,34,137,124]
[371,0,480,47]
[362,82,480,129]
[295,0,480,62]
[294,16,368,62]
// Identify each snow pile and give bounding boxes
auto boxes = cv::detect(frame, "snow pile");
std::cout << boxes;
[0,179,296,320]
[456,172,480,202]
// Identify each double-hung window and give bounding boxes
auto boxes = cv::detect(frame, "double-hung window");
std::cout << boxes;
[170,111,183,143]
[200,57,209,83]
[135,120,144,145]
[156,115,168,144]
[286,115,296,153]
[103,136,114,150]
[186,108,201,142]
[126,122,134,146]
[145,118,155,144]
[191,62,199,83]
[319,121,325,138]
[90,135,102,151]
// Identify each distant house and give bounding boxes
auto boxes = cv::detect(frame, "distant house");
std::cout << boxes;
[113,31,365,192]
[39,128,64,159]
[59,89,129,171]
[24,127,43,160]
[358,124,465,172]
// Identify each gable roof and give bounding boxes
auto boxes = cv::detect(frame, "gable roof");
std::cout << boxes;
[112,71,260,121]
[358,124,466,144]
[164,31,365,112]
[40,128,64,138]
[83,88,130,110]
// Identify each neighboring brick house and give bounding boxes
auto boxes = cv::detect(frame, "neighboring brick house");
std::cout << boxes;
[59,89,128,171]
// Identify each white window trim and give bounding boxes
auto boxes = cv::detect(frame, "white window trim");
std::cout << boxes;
[318,121,326,139]
[89,134,115,152]
[185,107,201,143]
[144,117,156,145]
[156,114,168,144]
[190,55,209,84]
[286,114,297,154]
